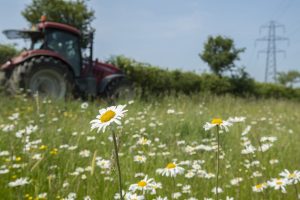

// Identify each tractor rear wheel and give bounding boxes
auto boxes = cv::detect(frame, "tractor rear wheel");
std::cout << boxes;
[105,78,135,102]
[7,56,73,99]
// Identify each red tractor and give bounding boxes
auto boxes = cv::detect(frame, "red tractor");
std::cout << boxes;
[0,18,133,100]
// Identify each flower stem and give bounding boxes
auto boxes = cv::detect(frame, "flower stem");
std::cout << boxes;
[112,130,123,200]
[295,184,299,200]
[216,125,220,200]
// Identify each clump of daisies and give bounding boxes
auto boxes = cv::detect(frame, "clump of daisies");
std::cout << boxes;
[252,169,300,195]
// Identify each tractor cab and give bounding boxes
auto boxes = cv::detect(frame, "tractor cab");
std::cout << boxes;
[4,21,82,77]
[42,26,82,76]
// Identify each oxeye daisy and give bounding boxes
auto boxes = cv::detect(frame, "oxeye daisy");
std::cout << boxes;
[129,175,154,193]
[279,169,300,184]
[156,162,184,177]
[90,104,128,200]
[123,192,144,200]
[8,177,31,187]
[203,118,232,132]
[267,178,288,193]
[133,155,147,163]
[252,182,267,192]
[81,102,89,109]
[211,187,223,194]
[227,116,246,123]
[90,105,127,133]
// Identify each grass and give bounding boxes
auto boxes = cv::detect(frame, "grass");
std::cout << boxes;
[0,93,299,200]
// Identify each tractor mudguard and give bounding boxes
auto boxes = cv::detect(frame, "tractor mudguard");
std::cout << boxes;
[1,50,73,74]
[98,73,125,93]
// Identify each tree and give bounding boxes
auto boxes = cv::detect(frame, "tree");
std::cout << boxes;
[0,44,19,65]
[21,0,95,35]
[200,35,245,77]
[277,70,300,87]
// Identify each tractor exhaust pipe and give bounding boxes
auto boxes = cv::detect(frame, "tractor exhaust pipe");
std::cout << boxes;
[88,30,94,76]
[85,29,97,97]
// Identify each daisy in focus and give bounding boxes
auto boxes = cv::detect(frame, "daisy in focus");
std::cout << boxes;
[203,118,232,132]
[156,162,184,177]
[90,105,127,133]
[129,175,155,193]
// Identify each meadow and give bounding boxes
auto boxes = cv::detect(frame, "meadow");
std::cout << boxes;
[0,94,299,200]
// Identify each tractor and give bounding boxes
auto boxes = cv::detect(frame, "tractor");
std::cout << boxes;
[0,17,133,100]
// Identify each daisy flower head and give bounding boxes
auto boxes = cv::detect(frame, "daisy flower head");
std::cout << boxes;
[227,116,246,123]
[252,182,267,192]
[279,169,300,184]
[129,175,154,193]
[124,192,144,200]
[81,102,89,109]
[267,178,288,193]
[211,187,223,194]
[134,155,147,163]
[156,162,184,177]
[8,177,31,187]
[203,118,232,132]
[90,105,127,133]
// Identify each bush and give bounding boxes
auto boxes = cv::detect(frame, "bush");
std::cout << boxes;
[200,74,232,94]
[228,68,256,97]
[108,56,203,97]
[0,44,19,65]
[254,82,300,100]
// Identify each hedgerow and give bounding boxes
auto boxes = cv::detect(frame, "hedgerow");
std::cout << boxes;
[108,55,300,100]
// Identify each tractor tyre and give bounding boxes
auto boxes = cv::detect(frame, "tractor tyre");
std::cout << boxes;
[105,78,135,102]
[0,71,7,93]
[7,56,73,99]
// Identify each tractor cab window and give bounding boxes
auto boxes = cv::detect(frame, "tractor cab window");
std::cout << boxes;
[45,29,81,76]
[31,38,44,50]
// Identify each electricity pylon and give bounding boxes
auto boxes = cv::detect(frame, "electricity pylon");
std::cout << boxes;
[256,21,289,82]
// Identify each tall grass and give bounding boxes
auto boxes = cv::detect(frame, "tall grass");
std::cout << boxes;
[0,94,299,199]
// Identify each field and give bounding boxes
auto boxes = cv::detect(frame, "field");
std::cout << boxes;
[0,94,299,200]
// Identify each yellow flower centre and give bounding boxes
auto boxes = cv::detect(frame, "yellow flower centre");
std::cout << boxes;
[137,181,147,187]
[276,181,283,185]
[211,118,223,125]
[255,184,263,189]
[15,157,21,161]
[166,163,176,169]
[288,173,296,178]
[137,156,143,160]
[39,145,47,150]
[100,110,116,123]
[142,138,148,144]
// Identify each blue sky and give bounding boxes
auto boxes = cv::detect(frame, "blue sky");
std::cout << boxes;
[1,0,300,81]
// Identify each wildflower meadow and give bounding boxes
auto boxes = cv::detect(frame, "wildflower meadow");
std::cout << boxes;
[0,94,299,200]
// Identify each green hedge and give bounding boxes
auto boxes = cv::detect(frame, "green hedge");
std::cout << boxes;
[108,55,300,100]
[0,44,19,65]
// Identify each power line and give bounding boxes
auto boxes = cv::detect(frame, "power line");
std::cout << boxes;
[273,0,295,21]
[256,21,289,82]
